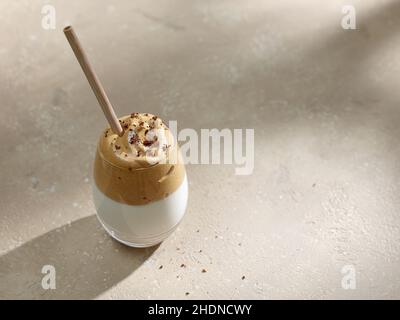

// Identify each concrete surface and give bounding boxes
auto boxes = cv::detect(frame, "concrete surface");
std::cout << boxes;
[1,0,400,299]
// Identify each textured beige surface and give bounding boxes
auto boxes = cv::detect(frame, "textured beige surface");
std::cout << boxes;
[1,0,400,299]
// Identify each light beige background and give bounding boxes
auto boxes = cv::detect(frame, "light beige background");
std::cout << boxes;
[1,0,400,299]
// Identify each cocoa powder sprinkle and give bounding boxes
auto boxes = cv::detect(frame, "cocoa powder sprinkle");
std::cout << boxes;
[143,140,153,147]
[129,135,138,145]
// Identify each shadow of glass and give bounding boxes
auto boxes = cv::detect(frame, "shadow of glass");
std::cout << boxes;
[0,215,158,299]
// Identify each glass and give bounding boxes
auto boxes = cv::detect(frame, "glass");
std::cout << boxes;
[92,121,188,248]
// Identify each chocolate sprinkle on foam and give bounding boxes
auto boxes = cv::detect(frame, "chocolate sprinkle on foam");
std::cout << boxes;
[143,140,154,147]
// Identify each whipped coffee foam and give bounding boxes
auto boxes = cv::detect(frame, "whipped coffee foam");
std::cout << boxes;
[94,113,186,205]
[101,113,174,169]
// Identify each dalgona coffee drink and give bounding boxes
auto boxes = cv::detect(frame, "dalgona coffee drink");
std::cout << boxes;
[92,113,188,247]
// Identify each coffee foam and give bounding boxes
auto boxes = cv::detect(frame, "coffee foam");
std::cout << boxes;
[94,113,186,205]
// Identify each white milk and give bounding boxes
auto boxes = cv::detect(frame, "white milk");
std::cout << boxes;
[92,175,188,247]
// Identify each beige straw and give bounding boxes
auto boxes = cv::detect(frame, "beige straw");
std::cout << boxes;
[63,26,124,136]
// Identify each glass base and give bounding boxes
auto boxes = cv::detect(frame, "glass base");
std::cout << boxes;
[95,214,181,248]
